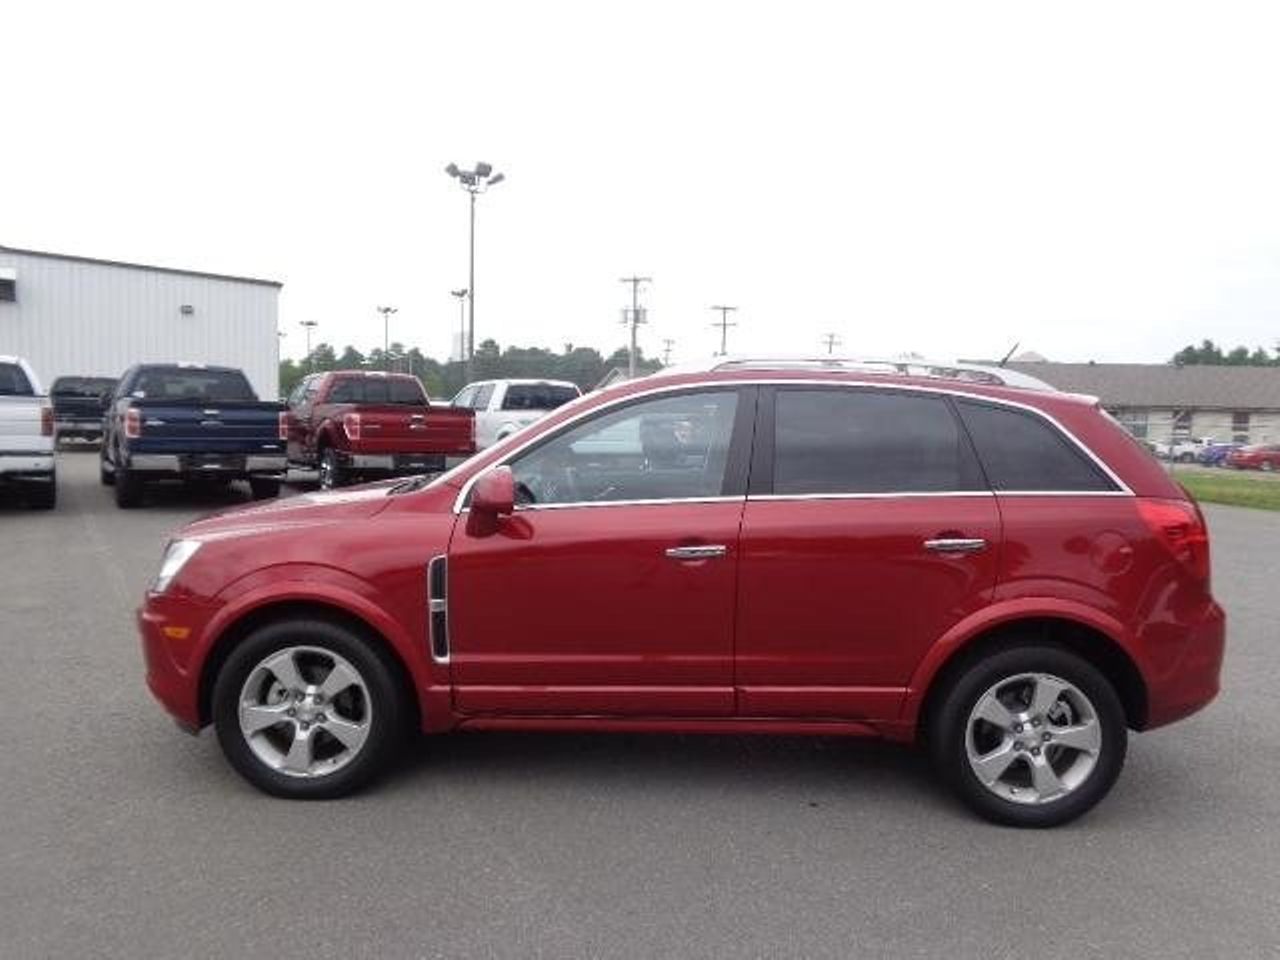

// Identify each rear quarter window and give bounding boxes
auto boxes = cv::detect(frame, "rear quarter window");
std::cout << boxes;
[956,400,1117,492]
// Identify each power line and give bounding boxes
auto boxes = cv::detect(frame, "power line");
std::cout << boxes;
[821,332,842,355]
[710,305,738,356]
[619,276,651,378]
[662,338,675,366]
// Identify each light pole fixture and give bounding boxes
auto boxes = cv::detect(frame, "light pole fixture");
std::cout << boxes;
[445,161,505,380]
[299,320,319,371]
[377,306,398,371]
[710,305,738,356]
[450,289,469,363]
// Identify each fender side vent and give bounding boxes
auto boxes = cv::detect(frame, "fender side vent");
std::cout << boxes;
[428,555,449,663]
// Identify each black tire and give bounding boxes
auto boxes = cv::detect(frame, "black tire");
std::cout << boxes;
[212,618,409,799]
[100,451,115,486]
[318,447,346,490]
[249,478,281,500]
[114,466,143,508]
[25,475,57,510]
[928,644,1127,828]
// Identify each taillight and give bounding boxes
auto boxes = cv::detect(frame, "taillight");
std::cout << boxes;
[41,405,54,437]
[343,412,361,441]
[278,411,290,441]
[125,409,142,439]
[1138,498,1210,583]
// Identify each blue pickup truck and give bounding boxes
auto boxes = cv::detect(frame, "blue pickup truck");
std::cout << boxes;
[100,363,287,508]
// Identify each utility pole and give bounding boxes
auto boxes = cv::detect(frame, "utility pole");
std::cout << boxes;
[619,275,651,378]
[821,332,842,355]
[450,289,469,363]
[710,305,738,356]
[377,306,398,371]
[299,320,319,371]
[445,162,505,382]
[662,338,675,366]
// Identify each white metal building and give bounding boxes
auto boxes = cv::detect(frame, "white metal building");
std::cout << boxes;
[0,244,282,398]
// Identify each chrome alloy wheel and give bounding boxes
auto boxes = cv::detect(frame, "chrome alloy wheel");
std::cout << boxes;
[318,451,336,490]
[965,672,1102,805]
[238,646,372,778]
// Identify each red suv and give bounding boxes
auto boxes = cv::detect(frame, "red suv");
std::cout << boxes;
[139,361,1224,826]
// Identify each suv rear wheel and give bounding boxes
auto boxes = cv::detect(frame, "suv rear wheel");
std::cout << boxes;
[929,645,1127,827]
[212,619,408,798]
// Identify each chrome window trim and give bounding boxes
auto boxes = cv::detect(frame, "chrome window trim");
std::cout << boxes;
[749,491,995,502]
[450,378,1132,514]
[513,495,743,512]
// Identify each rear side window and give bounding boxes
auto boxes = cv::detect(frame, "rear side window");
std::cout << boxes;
[388,378,426,405]
[501,383,578,411]
[956,400,1117,492]
[0,363,34,396]
[773,389,985,494]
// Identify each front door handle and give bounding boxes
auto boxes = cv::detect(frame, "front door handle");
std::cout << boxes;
[923,537,987,554]
[665,544,728,560]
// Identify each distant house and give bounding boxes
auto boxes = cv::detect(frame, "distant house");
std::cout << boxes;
[1003,361,1280,445]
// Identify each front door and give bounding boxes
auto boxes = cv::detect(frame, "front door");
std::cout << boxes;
[735,386,1001,721]
[448,387,755,716]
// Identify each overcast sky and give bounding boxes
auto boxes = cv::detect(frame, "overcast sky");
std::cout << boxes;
[4,1,1279,366]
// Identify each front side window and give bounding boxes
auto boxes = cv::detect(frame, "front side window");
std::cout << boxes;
[772,389,984,495]
[472,384,496,411]
[957,400,1117,492]
[509,390,740,506]
[451,386,476,409]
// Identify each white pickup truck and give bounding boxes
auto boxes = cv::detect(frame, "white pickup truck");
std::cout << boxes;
[450,378,582,449]
[0,355,57,509]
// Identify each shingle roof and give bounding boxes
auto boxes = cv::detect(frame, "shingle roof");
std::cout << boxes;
[1003,362,1280,410]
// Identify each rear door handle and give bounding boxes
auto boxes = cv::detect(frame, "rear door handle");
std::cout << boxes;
[923,537,987,554]
[665,544,728,560]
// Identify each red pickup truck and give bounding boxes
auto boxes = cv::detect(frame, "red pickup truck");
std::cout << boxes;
[285,371,475,488]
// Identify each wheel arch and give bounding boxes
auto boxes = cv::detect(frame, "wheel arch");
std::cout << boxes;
[198,599,421,731]
[910,615,1149,741]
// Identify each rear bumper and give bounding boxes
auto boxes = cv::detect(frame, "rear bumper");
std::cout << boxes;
[1144,601,1226,729]
[127,453,287,476]
[0,452,55,476]
[55,419,103,436]
[338,451,468,473]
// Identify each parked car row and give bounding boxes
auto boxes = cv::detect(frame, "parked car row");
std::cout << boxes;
[4,354,582,511]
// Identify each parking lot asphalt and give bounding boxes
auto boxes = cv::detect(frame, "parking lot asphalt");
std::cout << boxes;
[2,452,1278,959]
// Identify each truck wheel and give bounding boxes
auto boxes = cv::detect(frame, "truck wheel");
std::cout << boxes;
[115,467,143,508]
[250,478,281,500]
[928,644,1127,828]
[212,618,409,798]
[100,451,115,486]
[26,475,57,510]
[319,448,346,490]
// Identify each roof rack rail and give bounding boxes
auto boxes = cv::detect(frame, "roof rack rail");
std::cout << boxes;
[666,355,1056,391]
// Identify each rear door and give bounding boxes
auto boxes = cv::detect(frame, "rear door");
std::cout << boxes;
[735,386,1001,721]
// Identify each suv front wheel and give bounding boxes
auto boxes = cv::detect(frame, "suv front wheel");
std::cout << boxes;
[929,645,1127,827]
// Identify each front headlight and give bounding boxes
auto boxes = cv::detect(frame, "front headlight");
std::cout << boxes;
[153,539,202,593]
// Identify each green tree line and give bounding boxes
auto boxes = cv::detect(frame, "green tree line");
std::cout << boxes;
[1171,340,1280,366]
[278,339,662,399]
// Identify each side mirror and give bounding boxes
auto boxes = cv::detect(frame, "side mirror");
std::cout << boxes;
[471,466,515,519]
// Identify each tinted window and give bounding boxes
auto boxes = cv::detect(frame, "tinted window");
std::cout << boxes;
[133,368,257,402]
[0,363,34,396]
[51,377,116,397]
[510,390,739,505]
[502,383,579,411]
[773,389,983,494]
[957,400,1116,492]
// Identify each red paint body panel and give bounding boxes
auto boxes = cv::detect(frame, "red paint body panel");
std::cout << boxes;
[448,502,744,715]
[136,366,1227,751]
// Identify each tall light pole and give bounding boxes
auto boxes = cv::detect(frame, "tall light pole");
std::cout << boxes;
[619,275,651,378]
[821,332,842,355]
[445,161,505,381]
[377,306,398,371]
[450,289,469,363]
[299,320,319,371]
[710,305,738,356]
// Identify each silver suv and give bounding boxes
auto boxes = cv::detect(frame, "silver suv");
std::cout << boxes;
[0,355,57,509]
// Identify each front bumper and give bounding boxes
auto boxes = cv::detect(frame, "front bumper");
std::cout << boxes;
[138,593,219,728]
